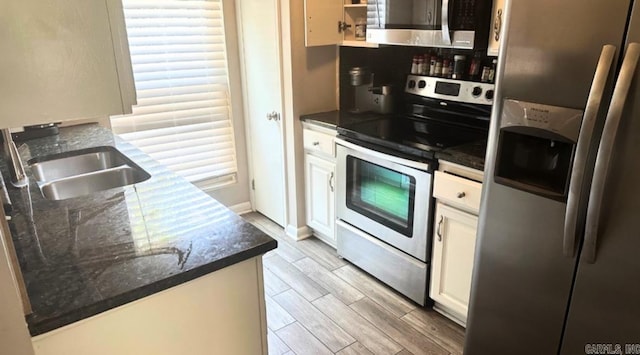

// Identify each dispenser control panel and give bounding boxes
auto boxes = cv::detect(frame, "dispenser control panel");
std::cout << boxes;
[500,99,584,142]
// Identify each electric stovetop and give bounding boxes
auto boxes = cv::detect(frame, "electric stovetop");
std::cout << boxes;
[338,113,488,161]
[338,75,494,161]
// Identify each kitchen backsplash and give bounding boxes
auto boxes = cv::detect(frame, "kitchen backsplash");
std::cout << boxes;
[339,46,496,111]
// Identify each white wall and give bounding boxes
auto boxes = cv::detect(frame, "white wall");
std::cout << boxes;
[281,0,339,232]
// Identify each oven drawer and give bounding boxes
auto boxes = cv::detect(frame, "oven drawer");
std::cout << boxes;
[434,171,482,214]
[303,128,335,157]
[336,220,428,306]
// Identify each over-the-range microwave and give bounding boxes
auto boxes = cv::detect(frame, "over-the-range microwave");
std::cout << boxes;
[366,0,492,49]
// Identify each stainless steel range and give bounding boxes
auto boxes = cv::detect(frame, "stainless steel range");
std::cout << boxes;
[336,75,493,305]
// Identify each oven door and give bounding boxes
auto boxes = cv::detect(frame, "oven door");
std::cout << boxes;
[336,139,432,262]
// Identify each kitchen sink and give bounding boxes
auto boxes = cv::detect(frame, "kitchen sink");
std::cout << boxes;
[30,146,133,182]
[28,146,150,200]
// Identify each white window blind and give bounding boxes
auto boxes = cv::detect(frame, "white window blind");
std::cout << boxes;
[111,0,238,186]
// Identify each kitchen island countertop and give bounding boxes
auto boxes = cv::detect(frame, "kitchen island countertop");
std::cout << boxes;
[4,124,276,336]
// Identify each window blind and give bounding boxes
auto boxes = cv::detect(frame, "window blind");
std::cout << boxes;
[111,0,238,186]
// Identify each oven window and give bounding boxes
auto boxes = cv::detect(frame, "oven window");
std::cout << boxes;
[346,156,416,237]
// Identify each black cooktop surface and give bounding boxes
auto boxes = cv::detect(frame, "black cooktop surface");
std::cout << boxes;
[338,114,488,160]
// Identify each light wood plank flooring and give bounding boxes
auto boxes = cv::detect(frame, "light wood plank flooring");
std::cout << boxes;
[242,212,465,355]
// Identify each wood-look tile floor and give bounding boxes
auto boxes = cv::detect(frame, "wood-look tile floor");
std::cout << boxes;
[242,212,465,355]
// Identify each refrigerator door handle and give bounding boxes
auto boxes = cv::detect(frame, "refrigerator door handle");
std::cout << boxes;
[563,45,617,258]
[584,43,640,264]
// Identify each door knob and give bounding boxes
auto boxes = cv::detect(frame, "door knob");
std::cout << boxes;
[266,111,280,121]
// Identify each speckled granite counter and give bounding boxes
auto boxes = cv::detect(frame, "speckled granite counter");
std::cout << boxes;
[300,110,387,129]
[436,140,487,171]
[4,124,276,336]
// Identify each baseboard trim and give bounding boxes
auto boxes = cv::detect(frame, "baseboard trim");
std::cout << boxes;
[433,303,466,328]
[228,202,253,215]
[285,224,313,241]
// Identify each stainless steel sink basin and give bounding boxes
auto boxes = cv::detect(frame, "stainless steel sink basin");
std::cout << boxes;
[39,166,149,200]
[28,146,150,200]
[30,146,132,182]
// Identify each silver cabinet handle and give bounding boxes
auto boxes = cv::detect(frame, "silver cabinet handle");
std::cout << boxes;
[441,0,452,45]
[456,192,466,199]
[584,43,640,264]
[494,9,502,41]
[437,215,444,241]
[329,172,334,192]
[563,45,617,258]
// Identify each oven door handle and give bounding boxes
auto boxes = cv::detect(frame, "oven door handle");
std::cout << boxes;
[335,138,431,171]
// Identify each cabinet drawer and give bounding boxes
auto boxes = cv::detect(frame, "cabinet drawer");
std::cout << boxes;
[434,171,482,214]
[303,129,335,157]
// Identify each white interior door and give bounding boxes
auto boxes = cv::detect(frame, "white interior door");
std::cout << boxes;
[237,0,286,226]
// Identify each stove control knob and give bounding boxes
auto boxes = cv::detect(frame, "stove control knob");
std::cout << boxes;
[408,80,416,89]
[418,80,427,89]
[485,89,495,101]
[472,86,483,97]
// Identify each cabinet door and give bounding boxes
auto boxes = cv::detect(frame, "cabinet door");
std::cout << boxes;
[430,203,478,323]
[304,154,336,243]
[304,0,343,47]
[487,0,505,56]
[0,0,131,128]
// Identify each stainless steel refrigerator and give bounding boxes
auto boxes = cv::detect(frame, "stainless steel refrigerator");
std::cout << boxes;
[465,0,640,353]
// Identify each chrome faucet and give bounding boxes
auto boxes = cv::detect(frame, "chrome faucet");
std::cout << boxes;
[2,129,28,188]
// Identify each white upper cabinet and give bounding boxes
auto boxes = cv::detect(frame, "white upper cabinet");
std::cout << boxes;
[304,0,378,48]
[487,0,505,56]
[0,0,135,129]
[304,0,343,46]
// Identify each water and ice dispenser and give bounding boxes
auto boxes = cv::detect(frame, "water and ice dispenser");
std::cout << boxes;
[494,99,584,201]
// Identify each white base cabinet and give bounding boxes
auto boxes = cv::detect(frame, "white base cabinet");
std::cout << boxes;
[430,162,483,326]
[430,203,478,326]
[305,154,336,243]
[32,257,268,355]
[302,123,337,246]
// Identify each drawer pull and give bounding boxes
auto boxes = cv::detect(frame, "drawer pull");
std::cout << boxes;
[313,141,320,146]
[456,192,466,198]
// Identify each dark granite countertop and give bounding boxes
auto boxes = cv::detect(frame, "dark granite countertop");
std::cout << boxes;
[300,110,388,129]
[436,140,487,171]
[301,110,486,170]
[4,124,277,336]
